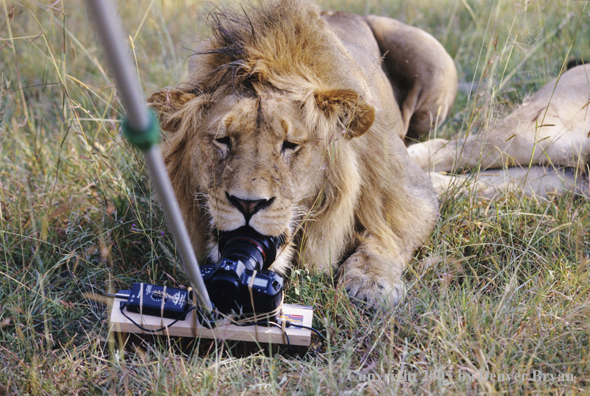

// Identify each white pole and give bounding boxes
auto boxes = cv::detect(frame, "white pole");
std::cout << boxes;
[85,0,213,314]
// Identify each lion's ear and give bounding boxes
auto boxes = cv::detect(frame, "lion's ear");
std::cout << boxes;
[147,89,197,133]
[314,89,375,139]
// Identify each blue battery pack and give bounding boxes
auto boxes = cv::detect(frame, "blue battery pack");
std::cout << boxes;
[122,283,190,320]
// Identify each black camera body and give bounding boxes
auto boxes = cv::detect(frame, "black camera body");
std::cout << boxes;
[200,227,284,318]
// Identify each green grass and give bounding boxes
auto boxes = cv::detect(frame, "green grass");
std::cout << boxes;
[1,0,589,394]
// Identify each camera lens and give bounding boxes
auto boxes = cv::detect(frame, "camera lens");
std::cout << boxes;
[217,227,278,272]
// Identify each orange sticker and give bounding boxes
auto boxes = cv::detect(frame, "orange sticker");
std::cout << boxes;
[282,313,304,324]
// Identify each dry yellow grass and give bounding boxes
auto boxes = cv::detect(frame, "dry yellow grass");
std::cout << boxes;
[1,0,589,394]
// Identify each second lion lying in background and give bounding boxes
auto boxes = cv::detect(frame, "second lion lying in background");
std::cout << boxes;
[409,64,590,199]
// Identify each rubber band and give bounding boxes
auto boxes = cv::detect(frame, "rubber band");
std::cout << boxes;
[189,287,198,338]
[160,285,167,331]
[248,270,258,341]
[139,283,144,331]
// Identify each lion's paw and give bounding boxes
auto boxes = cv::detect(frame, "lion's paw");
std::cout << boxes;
[339,254,406,309]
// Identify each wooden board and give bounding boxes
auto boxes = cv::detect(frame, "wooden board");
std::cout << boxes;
[109,299,313,346]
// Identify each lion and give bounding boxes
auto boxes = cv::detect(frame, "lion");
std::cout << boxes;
[408,64,590,199]
[147,0,458,309]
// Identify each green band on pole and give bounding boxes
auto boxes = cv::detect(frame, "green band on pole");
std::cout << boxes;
[122,109,161,151]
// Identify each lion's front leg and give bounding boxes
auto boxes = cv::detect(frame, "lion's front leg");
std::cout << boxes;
[339,232,407,309]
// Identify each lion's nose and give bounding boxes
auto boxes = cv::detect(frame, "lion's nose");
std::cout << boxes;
[226,193,274,221]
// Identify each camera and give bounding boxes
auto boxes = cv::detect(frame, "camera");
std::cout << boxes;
[200,226,284,318]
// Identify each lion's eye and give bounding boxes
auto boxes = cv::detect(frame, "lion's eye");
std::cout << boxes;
[281,140,298,153]
[214,136,231,151]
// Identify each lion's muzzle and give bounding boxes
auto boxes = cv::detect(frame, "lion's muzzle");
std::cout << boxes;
[225,192,275,223]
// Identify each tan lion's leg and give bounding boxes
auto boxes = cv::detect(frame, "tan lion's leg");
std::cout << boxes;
[429,167,589,199]
[337,146,439,308]
[365,15,458,141]
[339,232,406,308]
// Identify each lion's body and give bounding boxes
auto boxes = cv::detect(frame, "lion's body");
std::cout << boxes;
[149,0,458,307]
[409,64,590,199]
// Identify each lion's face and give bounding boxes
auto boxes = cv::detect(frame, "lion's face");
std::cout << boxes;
[199,91,322,240]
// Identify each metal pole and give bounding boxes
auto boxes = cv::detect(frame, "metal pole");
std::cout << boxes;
[85,0,149,131]
[143,147,213,313]
[85,0,213,314]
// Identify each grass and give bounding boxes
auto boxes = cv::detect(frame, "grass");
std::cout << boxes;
[1,0,589,394]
